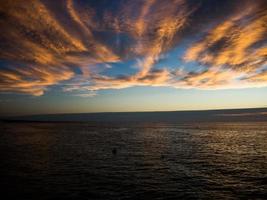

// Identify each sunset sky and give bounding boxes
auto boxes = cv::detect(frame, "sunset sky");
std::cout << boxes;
[0,0,267,116]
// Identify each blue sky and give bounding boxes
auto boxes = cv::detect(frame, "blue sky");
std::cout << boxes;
[0,0,266,115]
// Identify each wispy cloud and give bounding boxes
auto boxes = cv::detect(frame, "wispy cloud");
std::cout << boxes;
[183,0,267,88]
[0,0,266,96]
[73,91,97,98]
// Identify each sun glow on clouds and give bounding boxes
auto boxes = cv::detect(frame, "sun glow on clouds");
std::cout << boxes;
[0,0,266,96]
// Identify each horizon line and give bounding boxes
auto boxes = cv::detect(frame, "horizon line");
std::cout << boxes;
[4,106,267,118]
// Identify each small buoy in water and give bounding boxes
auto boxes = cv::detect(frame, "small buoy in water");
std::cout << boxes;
[112,148,117,155]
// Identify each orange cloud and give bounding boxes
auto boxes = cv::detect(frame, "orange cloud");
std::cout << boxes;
[0,65,74,96]
[0,0,266,96]
[184,2,267,70]
[179,1,267,90]
[0,0,119,95]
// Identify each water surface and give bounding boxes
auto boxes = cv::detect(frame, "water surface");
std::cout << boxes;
[0,122,266,199]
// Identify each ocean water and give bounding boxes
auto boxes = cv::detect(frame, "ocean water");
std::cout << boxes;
[0,122,266,199]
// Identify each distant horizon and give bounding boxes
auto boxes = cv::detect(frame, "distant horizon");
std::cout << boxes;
[1,106,266,118]
[3,107,267,125]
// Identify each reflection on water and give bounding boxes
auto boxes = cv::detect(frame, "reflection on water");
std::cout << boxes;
[0,122,266,199]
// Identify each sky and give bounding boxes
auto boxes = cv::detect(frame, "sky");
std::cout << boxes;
[0,0,267,116]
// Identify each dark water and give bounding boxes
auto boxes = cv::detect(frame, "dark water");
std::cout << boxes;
[0,122,266,199]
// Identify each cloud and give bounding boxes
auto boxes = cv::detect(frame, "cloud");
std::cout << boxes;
[184,4,267,68]
[0,0,266,96]
[73,91,97,98]
[0,65,74,96]
[182,0,267,88]
[0,0,119,95]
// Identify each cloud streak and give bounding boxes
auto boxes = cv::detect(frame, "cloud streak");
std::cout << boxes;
[0,0,266,96]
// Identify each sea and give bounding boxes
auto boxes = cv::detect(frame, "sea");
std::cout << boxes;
[0,121,266,199]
